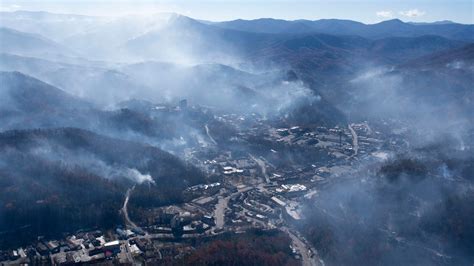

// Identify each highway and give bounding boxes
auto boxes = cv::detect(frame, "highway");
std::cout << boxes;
[282,227,323,266]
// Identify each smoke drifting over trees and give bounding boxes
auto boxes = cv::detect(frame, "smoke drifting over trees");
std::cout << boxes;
[0,9,472,265]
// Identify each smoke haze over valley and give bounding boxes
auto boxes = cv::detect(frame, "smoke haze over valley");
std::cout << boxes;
[0,2,472,265]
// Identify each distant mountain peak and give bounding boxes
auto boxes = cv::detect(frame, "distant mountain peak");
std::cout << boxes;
[377,19,406,25]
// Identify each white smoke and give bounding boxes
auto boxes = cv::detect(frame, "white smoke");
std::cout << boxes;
[124,168,155,184]
[28,143,156,184]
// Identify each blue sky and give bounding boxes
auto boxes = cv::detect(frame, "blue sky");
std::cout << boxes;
[0,0,472,24]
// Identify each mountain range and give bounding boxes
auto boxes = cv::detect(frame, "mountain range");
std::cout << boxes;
[213,18,474,41]
[0,10,473,251]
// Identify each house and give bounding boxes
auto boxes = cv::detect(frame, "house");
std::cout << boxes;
[46,241,60,254]
[9,250,19,261]
[36,242,49,256]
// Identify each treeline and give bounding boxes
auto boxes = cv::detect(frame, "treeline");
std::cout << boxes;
[0,127,206,248]
[175,230,298,266]
[0,152,125,248]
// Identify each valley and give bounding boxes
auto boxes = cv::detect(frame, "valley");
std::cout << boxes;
[0,8,472,266]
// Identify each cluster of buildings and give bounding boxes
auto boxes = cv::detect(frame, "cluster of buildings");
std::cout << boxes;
[0,104,397,265]
[0,230,136,265]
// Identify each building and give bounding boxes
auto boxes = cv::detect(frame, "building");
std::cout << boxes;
[103,240,120,255]
[88,248,104,256]
[271,196,287,207]
[46,241,60,254]
[201,215,215,226]
[278,184,307,196]
[36,242,49,256]
[222,166,244,175]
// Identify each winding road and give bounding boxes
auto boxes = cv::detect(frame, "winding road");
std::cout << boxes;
[122,186,139,229]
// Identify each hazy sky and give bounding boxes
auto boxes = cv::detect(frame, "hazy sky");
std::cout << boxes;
[0,0,473,24]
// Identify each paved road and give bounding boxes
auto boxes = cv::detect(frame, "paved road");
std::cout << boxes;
[282,227,323,266]
[122,186,139,229]
[120,240,134,263]
[214,196,229,229]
